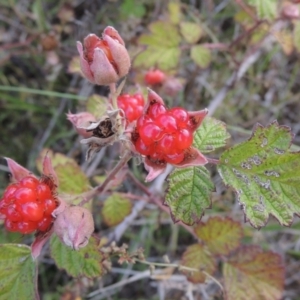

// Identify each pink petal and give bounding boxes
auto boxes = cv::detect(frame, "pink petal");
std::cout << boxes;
[144,157,167,182]
[103,26,125,46]
[175,147,208,168]
[66,111,96,138]
[91,48,119,85]
[42,155,59,187]
[76,41,95,83]
[187,109,208,132]
[5,158,34,182]
[103,34,130,78]
[31,228,54,259]
[282,4,299,19]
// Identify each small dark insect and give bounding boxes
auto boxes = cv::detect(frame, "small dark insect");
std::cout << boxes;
[89,118,114,138]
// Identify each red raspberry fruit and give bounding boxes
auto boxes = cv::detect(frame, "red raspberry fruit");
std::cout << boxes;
[0,175,57,234]
[117,93,145,123]
[133,104,193,165]
[144,69,166,86]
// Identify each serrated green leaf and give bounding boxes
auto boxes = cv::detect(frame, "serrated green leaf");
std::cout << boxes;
[246,0,278,20]
[168,2,181,24]
[165,166,213,225]
[86,94,108,119]
[102,193,133,227]
[217,122,300,228]
[181,244,216,283]
[190,45,211,69]
[0,244,38,300]
[223,246,284,300]
[50,235,105,278]
[194,217,243,256]
[293,20,300,53]
[134,21,181,71]
[180,22,203,44]
[193,117,230,153]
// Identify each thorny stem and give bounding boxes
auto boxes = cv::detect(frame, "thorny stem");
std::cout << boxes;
[79,150,132,206]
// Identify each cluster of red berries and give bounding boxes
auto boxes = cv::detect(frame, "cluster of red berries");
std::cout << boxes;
[117,93,145,123]
[0,176,57,234]
[133,102,194,164]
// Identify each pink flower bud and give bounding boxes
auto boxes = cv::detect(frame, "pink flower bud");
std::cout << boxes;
[281,3,300,19]
[53,206,94,250]
[66,111,96,138]
[77,26,131,86]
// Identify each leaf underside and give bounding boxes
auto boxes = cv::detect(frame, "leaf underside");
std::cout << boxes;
[194,216,243,256]
[223,245,284,300]
[181,243,216,283]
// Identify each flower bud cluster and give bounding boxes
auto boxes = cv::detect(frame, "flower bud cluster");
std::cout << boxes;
[77,26,130,86]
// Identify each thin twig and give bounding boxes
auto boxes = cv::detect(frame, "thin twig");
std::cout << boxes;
[202,270,224,292]
[135,259,198,272]
[127,171,152,196]
[79,150,132,206]
[87,270,152,298]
